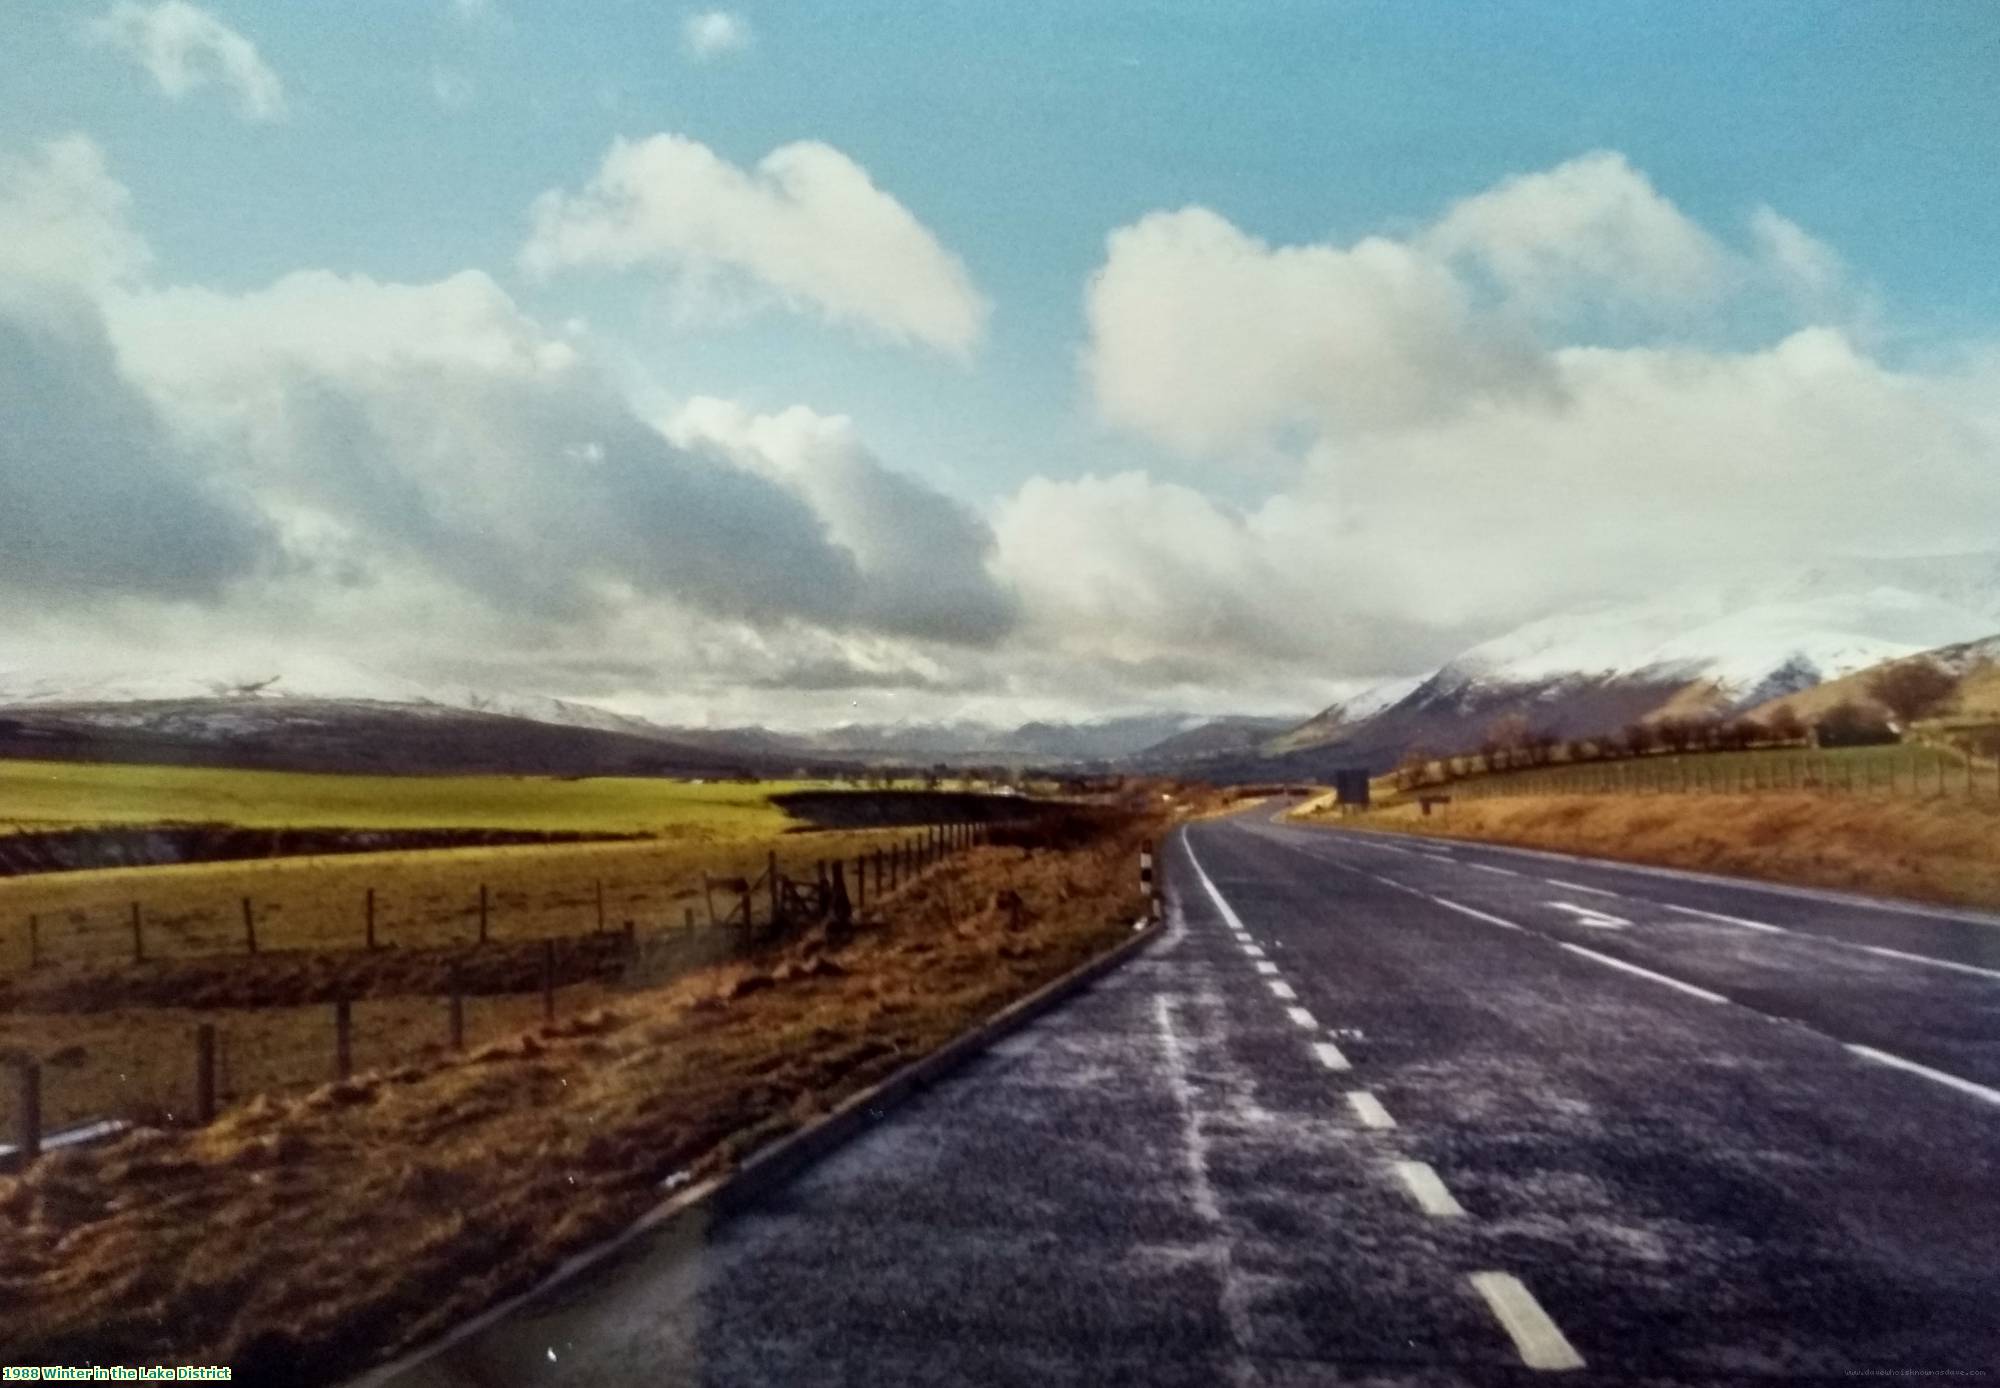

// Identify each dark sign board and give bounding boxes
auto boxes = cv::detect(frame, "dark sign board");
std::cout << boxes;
[1332,768,1371,807]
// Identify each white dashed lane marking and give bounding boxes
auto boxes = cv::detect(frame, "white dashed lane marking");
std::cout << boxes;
[1243,944,1266,959]
[1846,1044,2000,1109]
[1660,902,1788,935]
[1426,896,1525,932]
[1544,878,1622,899]
[1469,1272,1586,1372]
[1286,1006,1319,1030]
[1392,1160,1466,1217]
[1268,980,1298,1001]
[1312,1040,1351,1071]
[1559,943,1730,1004]
[1469,863,1522,878]
[1254,961,1279,976]
[1855,944,2000,983]
[1345,1089,1395,1128]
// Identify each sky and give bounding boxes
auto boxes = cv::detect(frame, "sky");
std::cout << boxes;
[2,2,1998,729]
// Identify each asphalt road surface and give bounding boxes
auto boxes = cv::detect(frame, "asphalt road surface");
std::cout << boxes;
[373,810,2000,1386]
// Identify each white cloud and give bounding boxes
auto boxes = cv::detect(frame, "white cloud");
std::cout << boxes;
[665,398,1017,643]
[0,135,152,293]
[86,1,287,122]
[1422,150,1726,320]
[521,134,989,356]
[1084,206,1557,454]
[1748,204,1846,311]
[682,11,752,61]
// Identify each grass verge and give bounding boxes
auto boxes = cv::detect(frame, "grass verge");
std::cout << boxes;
[0,805,1179,1382]
[1302,792,2000,911]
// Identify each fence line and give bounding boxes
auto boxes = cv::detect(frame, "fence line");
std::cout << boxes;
[3,818,1023,1168]
[1431,746,2000,804]
[6,819,1026,976]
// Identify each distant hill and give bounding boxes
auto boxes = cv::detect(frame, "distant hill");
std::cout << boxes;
[1748,634,2000,726]
[1125,715,1302,768]
[1154,554,2000,780]
[0,698,803,779]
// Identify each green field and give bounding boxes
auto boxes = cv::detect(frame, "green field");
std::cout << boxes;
[1407,741,1994,801]
[0,758,829,837]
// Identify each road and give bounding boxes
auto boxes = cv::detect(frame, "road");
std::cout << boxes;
[371,809,2000,1386]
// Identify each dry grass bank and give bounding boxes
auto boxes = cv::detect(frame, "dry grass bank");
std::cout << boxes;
[0,807,1177,1383]
[0,827,915,973]
[1315,793,2000,910]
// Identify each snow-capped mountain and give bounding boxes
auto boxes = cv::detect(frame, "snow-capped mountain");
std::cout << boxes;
[1200,553,2000,776]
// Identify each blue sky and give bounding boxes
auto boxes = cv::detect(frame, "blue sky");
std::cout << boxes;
[3,3,1998,724]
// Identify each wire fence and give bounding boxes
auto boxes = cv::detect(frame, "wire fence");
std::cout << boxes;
[1,820,1000,1167]
[1432,744,2000,802]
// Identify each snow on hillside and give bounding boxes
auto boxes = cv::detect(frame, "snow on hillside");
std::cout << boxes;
[1436,561,2000,703]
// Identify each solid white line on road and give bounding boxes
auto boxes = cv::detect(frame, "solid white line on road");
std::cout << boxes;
[1287,1006,1319,1030]
[1469,1272,1586,1372]
[1346,1089,1395,1129]
[1184,838,1251,936]
[1269,979,1298,1000]
[1846,1044,2000,1108]
[1255,961,1279,976]
[1427,896,1526,932]
[1313,1040,1351,1071]
[1559,943,1730,1004]
[1470,863,1523,878]
[1660,902,1789,935]
[1857,944,2000,983]
[1545,878,1622,899]
[1393,1160,1466,1217]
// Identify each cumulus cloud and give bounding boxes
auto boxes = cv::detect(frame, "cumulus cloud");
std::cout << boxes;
[1064,150,2000,695]
[1422,150,1726,320]
[521,134,989,356]
[0,135,1023,718]
[682,11,752,61]
[86,1,287,122]
[1084,206,1556,453]
[665,398,1017,643]
[0,137,267,604]
[0,136,152,293]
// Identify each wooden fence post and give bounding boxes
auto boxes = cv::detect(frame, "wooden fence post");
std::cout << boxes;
[768,851,780,922]
[740,880,754,932]
[448,970,465,1051]
[334,998,352,1080]
[243,897,257,955]
[365,887,377,950]
[542,939,556,1024]
[195,1024,216,1123]
[478,884,489,944]
[131,901,143,962]
[12,1058,40,1166]
[855,856,866,909]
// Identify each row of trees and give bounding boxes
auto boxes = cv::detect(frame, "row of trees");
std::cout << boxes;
[1394,658,1968,790]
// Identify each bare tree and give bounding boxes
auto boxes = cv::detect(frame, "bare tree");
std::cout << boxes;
[1814,700,1897,748]
[1766,705,1808,746]
[1865,659,1957,730]
[1483,714,1530,770]
[1623,720,1658,757]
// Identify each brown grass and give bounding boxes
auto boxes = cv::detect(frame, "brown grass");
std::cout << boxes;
[0,807,1180,1382]
[1321,792,2000,910]
[0,827,916,973]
